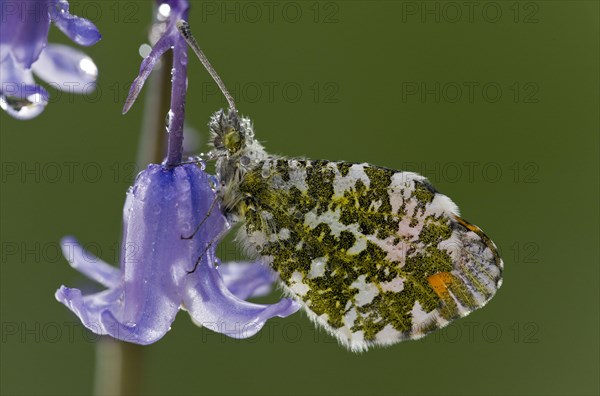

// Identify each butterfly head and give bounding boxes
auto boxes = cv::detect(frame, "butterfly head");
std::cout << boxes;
[209,108,255,158]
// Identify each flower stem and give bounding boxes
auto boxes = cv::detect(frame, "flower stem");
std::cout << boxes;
[165,34,189,167]
[93,338,144,396]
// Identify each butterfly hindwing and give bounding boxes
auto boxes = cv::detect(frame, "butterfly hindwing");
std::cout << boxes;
[236,158,503,351]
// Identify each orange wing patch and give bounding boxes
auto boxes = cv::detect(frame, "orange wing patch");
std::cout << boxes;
[427,272,454,298]
[454,215,482,233]
[427,271,479,319]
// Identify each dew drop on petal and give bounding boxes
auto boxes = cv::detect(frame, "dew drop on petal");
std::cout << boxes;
[78,57,98,79]
[0,93,47,120]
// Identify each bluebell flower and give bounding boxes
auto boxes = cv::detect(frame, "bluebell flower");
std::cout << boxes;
[0,0,101,119]
[56,0,300,344]
[56,164,300,344]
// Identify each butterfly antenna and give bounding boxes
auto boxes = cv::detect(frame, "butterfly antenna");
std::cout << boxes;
[177,20,236,111]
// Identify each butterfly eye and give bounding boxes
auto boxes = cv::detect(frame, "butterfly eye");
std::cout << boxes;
[223,127,243,154]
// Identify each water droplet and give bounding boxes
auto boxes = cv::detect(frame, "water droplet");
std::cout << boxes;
[158,3,171,19]
[78,57,98,79]
[138,43,152,59]
[0,93,47,120]
[261,167,271,178]
[165,111,174,132]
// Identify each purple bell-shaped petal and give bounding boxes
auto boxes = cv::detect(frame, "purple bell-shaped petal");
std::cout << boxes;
[50,0,101,46]
[0,0,100,119]
[32,44,98,93]
[0,55,49,119]
[0,0,51,67]
[56,164,299,344]
[218,262,278,300]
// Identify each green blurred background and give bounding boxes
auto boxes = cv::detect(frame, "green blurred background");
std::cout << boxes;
[1,1,598,395]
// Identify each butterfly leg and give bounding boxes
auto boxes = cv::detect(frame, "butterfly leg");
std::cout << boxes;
[181,193,220,240]
[186,225,229,274]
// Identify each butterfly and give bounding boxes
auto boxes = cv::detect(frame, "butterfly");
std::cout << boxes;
[178,21,503,352]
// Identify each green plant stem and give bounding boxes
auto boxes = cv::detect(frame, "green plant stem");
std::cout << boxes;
[93,337,144,396]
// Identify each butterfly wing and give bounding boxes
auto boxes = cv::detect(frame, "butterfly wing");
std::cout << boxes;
[237,159,503,351]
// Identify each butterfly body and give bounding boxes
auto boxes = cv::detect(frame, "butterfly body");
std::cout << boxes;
[209,109,503,351]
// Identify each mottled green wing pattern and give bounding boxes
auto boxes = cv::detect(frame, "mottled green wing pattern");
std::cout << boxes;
[237,158,503,351]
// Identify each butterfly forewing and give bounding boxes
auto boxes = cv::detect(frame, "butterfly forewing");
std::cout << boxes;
[179,24,503,351]
[236,158,503,351]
